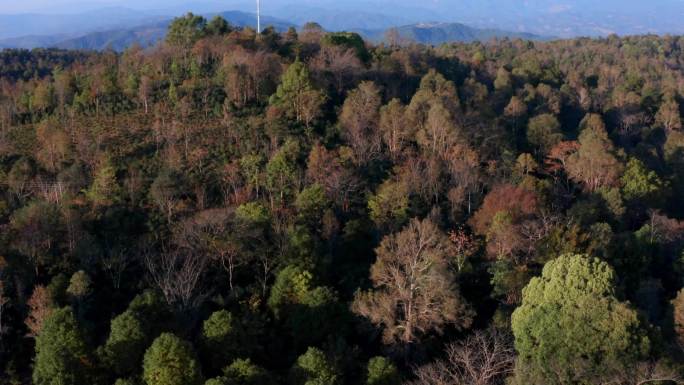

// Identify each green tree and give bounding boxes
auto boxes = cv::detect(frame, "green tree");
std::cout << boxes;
[67,270,92,299]
[206,16,232,36]
[265,140,300,204]
[201,310,244,371]
[166,13,207,48]
[526,113,562,155]
[33,307,91,385]
[295,184,330,225]
[86,157,121,206]
[368,178,409,232]
[511,254,649,384]
[321,32,369,62]
[268,266,340,347]
[143,333,203,385]
[365,357,400,385]
[566,114,622,192]
[621,158,664,202]
[102,310,148,377]
[269,60,322,124]
[289,347,340,385]
[223,359,273,385]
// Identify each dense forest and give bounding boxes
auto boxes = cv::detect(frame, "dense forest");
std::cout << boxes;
[2,12,684,385]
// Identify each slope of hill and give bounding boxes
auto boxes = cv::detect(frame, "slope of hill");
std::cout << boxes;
[359,22,546,45]
[0,7,167,40]
[0,11,295,51]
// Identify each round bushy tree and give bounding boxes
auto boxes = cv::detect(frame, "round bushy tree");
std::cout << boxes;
[511,254,649,384]
[201,310,244,371]
[365,357,400,385]
[143,333,203,385]
[102,309,148,376]
[289,347,339,385]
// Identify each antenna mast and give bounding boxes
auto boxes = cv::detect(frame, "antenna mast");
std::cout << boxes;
[256,0,261,33]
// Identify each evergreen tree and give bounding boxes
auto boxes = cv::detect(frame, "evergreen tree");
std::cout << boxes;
[511,254,649,384]
[143,333,203,385]
[33,307,91,385]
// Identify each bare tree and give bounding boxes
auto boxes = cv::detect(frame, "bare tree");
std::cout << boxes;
[145,248,208,312]
[409,329,515,385]
[600,361,680,385]
[174,208,245,294]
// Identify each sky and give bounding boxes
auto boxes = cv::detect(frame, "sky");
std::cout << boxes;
[0,0,683,38]
[0,0,230,13]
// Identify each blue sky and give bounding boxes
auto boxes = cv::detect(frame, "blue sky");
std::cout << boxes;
[0,0,683,38]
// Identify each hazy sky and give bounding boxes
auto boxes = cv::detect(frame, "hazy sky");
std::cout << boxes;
[0,0,262,13]
[1,0,683,38]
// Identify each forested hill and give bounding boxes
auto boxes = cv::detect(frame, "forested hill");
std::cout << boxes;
[1,12,684,385]
[360,22,544,44]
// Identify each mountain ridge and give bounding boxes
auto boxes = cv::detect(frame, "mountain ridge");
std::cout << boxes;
[0,13,546,51]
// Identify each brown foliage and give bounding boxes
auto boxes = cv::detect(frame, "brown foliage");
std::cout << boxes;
[352,218,472,346]
[340,81,383,165]
[25,285,54,336]
[469,184,538,237]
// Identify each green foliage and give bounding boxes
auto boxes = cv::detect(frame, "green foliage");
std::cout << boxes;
[33,307,91,385]
[526,113,562,154]
[235,202,270,225]
[143,333,203,385]
[268,265,340,347]
[222,359,274,385]
[66,270,92,298]
[167,13,207,47]
[621,158,664,202]
[201,310,244,371]
[295,184,329,224]
[102,310,148,376]
[86,157,120,206]
[206,16,232,36]
[4,24,684,385]
[266,140,300,203]
[115,379,138,385]
[269,59,316,122]
[321,32,370,62]
[511,254,649,384]
[368,179,409,232]
[365,357,400,385]
[289,347,340,385]
[268,266,317,316]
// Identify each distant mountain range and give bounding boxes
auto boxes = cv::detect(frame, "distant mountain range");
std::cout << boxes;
[3,0,684,42]
[0,11,295,51]
[360,23,544,45]
[0,11,546,51]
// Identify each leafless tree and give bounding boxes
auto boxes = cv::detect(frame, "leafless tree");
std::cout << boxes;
[409,329,515,385]
[600,361,681,385]
[144,248,208,312]
[174,208,246,294]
